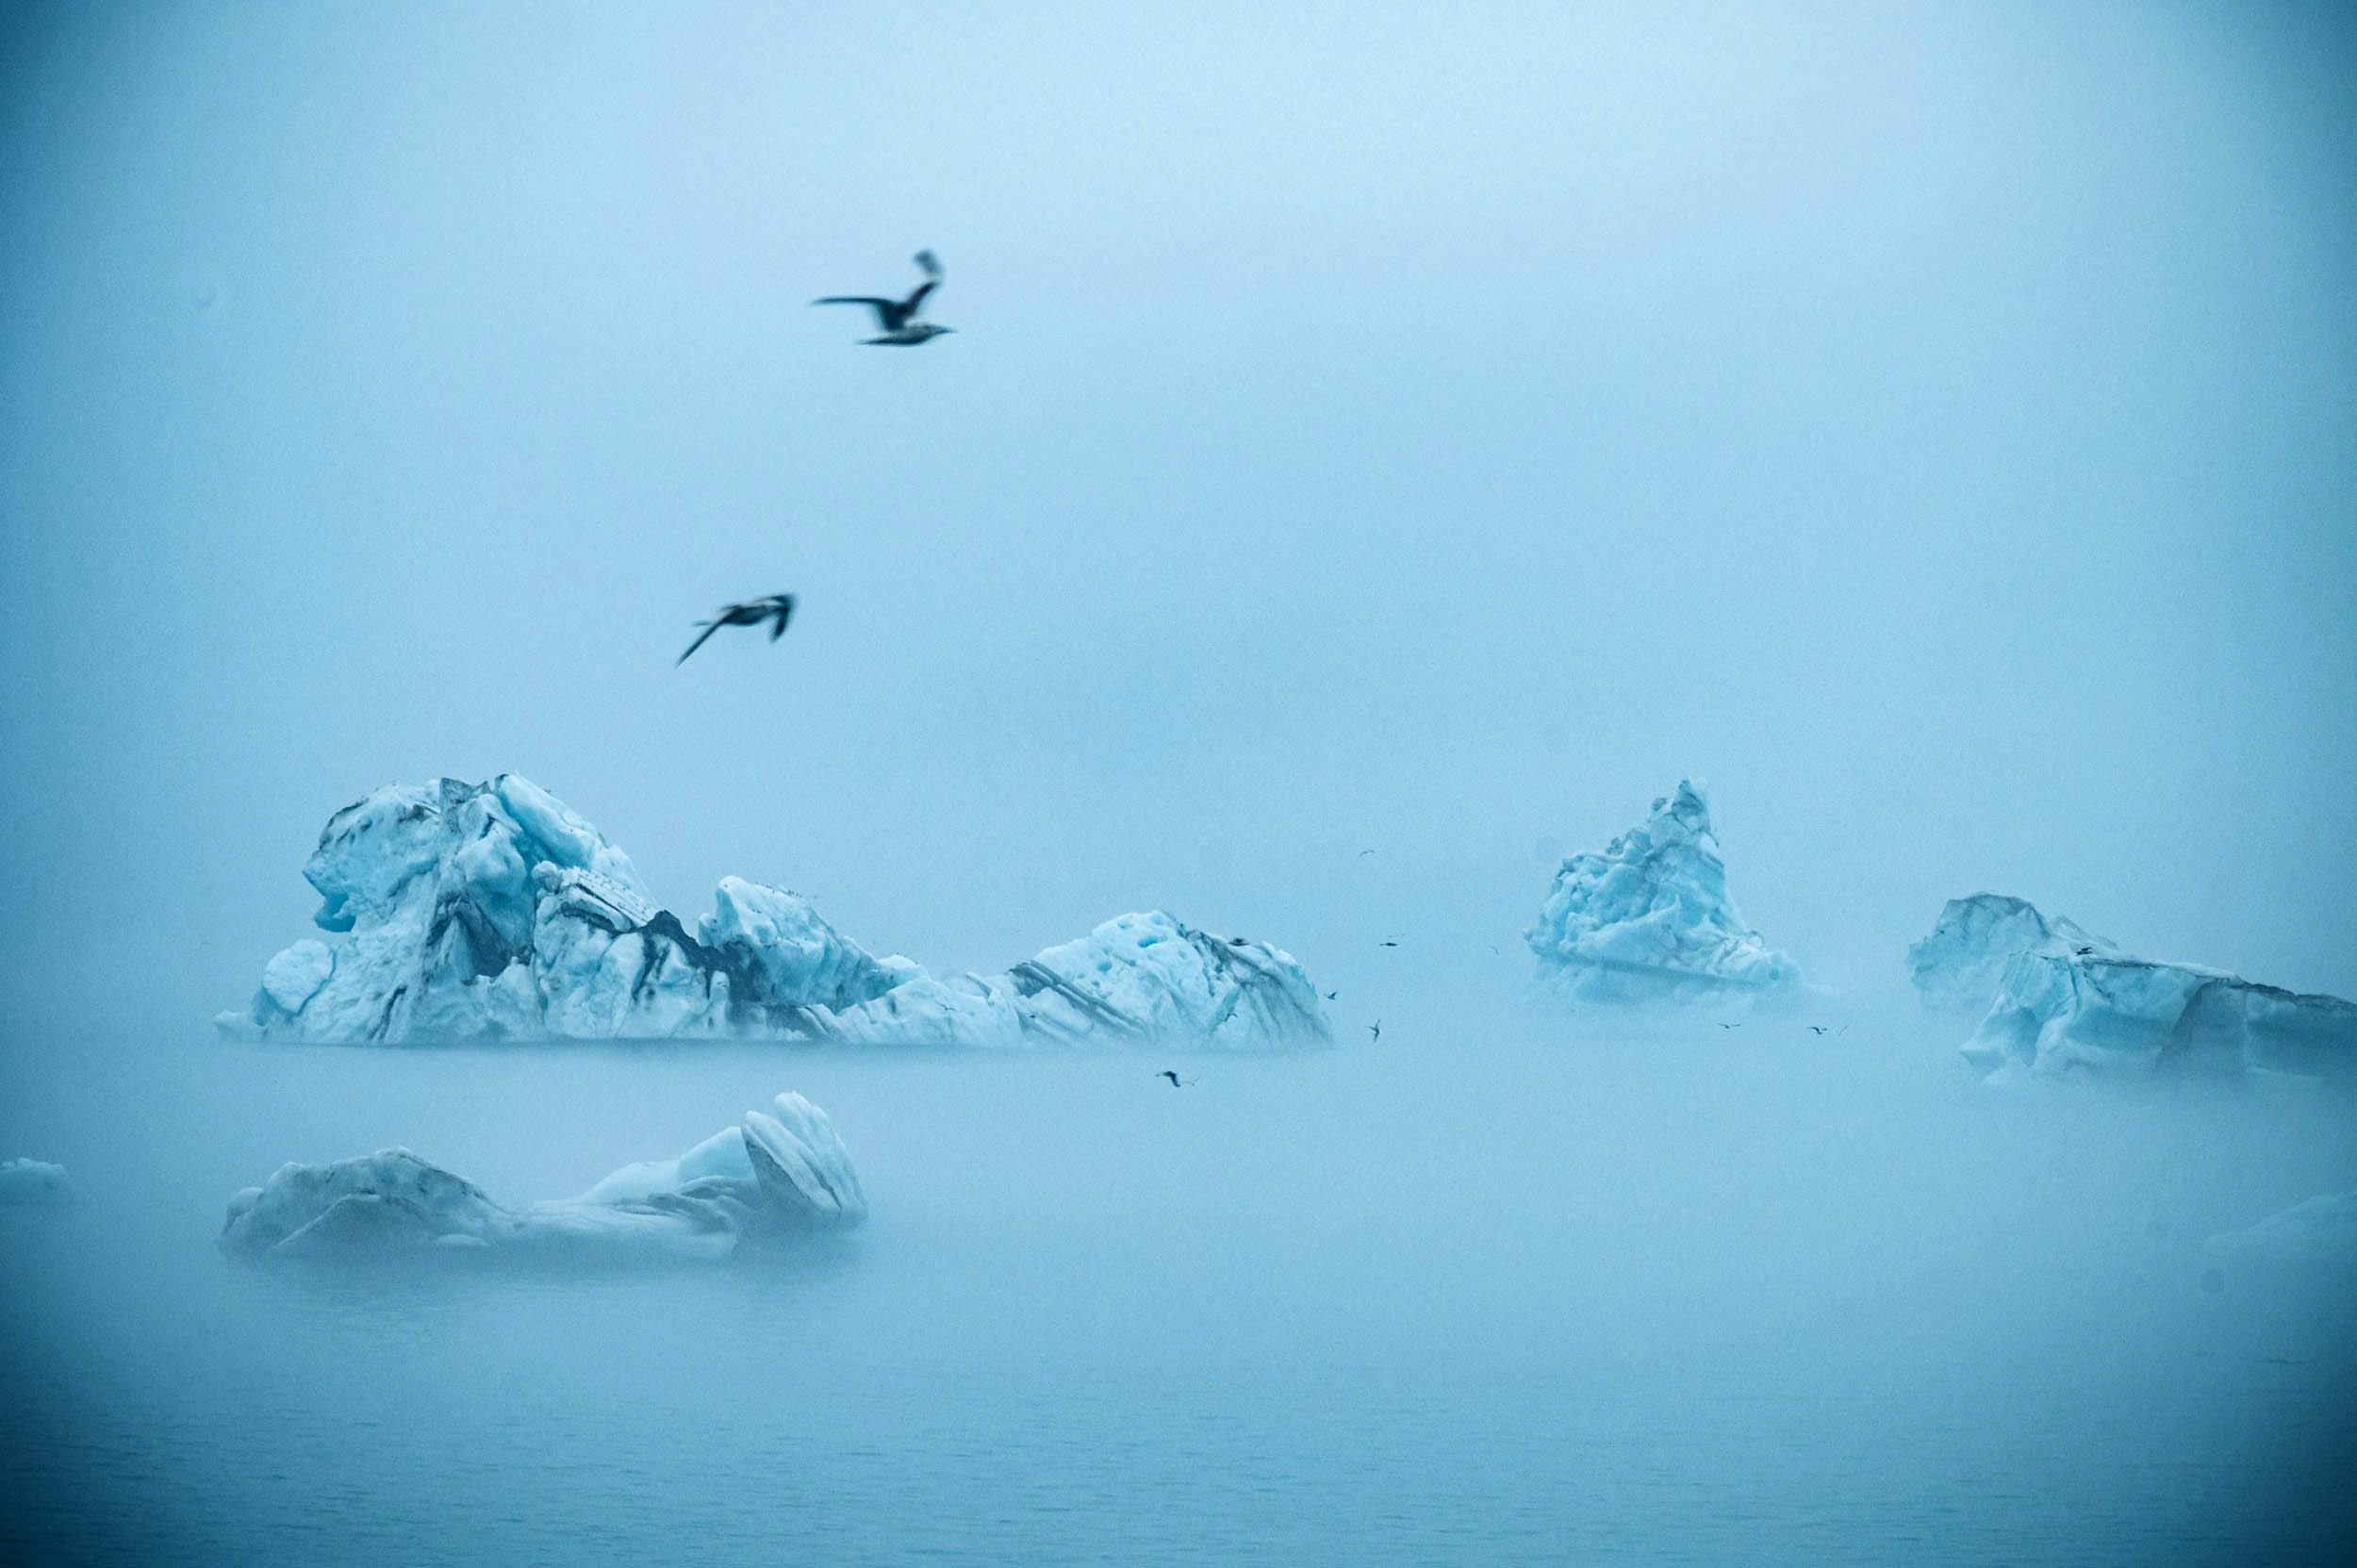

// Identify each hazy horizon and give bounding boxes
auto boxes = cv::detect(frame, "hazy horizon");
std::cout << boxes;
[5,0,2354,1035]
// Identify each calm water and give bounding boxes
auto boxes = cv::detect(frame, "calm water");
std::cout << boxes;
[4,1016,2353,1566]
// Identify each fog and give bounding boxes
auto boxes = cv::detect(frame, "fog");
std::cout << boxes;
[4,1021,2354,1565]
[5,3,2357,1563]
[4,2,2355,1026]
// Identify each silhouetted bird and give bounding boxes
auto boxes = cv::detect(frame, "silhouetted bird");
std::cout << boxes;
[1718,1022,1741,1030]
[2075,946,2097,956]
[1358,849,1376,858]
[1805,1025,1831,1035]
[677,594,796,665]
[813,250,954,345]
[1366,1021,1381,1044]
[1324,990,1338,1001]
[1378,940,1399,949]
[1154,1070,1194,1088]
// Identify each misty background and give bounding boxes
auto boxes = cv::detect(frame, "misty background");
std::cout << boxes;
[4,0,2354,1037]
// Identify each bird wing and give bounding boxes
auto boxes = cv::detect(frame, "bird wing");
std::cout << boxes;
[898,278,939,320]
[914,249,942,279]
[813,296,901,329]
[676,619,726,666]
[768,597,795,640]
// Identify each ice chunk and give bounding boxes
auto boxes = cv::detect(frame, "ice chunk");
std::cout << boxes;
[221,1094,864,1263]
[222,773,1329,1048]
[2205,1192,2357,1264]
[1,1157,74,1208]
[259,939,335,1015]
[1960,949,2356,1082]
[1906,894,2116,1013]
[816,913,1329,1048]
[1525,781,1800,1007]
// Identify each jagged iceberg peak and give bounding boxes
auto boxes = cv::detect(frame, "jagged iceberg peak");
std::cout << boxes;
[221,774,1330,1048]
[219,1092,864,1263]
[1962,949,2356,1085]
[1525,781,1800,1007]
[1906,894,2117,1013]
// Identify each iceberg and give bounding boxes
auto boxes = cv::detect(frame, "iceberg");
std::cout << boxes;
[1906,894,2117,1013]
[220,1092,865,1263]
[2205,1192,2357,1265]
[1525,781,1800,1006]
[1,1157,74,1208]
[219,775,1328,1048]
[1960,949,2357,1083]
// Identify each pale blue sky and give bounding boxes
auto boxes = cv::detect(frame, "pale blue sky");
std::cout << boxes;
[4,1,2352,1033]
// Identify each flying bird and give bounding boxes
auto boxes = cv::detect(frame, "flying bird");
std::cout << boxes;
[1324,990,1338,1001]
[1357,849,1376,858]
[1378,940,1400,949]
[1805,1025,1831,1035]
[1154,1070,1194,1088]
[1366,1021,1382,1044]
[813,249,954,345]
[677,595,796,666]
[1717,1022,1742,1031]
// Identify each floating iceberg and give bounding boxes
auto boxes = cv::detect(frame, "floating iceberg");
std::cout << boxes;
[219,775,1328,1048]
[1525,781,1800,1007]
[1906,894,2118,1013]
[1960,949,2357,1083]
[220,1092,865,1263]
[1,1158,74,1208]
[2205,1192,2357,1265]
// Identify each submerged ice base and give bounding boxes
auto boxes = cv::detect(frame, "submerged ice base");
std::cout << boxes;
[219,775,1329,1048]
[1525,781,1800,1009]
[220,1092,865,1263]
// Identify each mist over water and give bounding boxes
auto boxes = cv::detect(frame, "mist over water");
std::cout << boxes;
[6,1,2357,1561]
[6,1021,2355,1566]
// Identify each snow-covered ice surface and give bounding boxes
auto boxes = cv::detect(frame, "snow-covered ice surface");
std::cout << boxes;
[219,1093,863,1263]
[0,1156,74,1207]
[1960,949,2357,1085]
[2206,1191,2357,1265]
[1906,893,2118,1014]
[218,775,1328,1048]
[1525,781,1801,1008]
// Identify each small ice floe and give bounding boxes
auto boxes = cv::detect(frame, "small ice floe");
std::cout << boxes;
[219,1093,865,1263]
[0,1157,74,1208]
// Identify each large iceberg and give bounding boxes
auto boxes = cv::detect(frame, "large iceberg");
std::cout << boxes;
[1906,894,2118,1013]
[1960,949,2357,1083]
[1525,781,1801,1006]
[220,1092,865,1263]
[220,775,1328,1048]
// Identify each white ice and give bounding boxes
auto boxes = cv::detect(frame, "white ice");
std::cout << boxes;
[219,775,1329,1048]
[1,1157,74,1208]
[219,1093,864,1262]
[1524,781,1800,1008]
[1905,894,2117,1014]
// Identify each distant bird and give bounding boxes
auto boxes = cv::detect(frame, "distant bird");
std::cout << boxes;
[1324,990,1338,1001]
[1154,1069,1194,1088]
[2075,946,2097,956]
[813,249,954,345]
[1357,849,1376,858]
[1718,1022,1741,1031]
[677,594,796,665]
[1378,940,1399,949]
[1805,1025,1831,1035]
[1366,1021,1381,1044]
